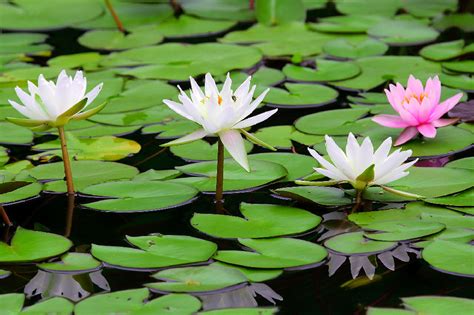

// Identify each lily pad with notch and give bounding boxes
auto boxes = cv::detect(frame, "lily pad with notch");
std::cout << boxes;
[0,294,74,314]
[295,108,370,135]
[249,152,316,181]
[253,125,324,150]
[78,29,164,51]
[75,288,202,315]
[21,160,139,193]
[363,221,445,242]
[81,180,198,212]
[323,38,389,59]
[422,240,474,277]
[264,83,338,108]
[214,237,328,269]
[420,40,474,61]
[283,59,360,82]
[38,253,102,274]
[170,140,253,162]
[368,20,439,46]
[147,264,248,294]
[324,232,397,255]
[0,227,72,263]
[425,188,474,207]
[191,203,321,239]
[173,159,287,193]
[274,186,352,206]
[91,234,217,270]
[0,181,42,205]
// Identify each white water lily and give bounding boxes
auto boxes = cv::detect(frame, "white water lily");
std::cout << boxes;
[307,133,418,190]
[7,70,104,129]
[163,73,278,171]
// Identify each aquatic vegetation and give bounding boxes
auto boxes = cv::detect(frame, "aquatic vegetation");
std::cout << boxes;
[0,0,472,313]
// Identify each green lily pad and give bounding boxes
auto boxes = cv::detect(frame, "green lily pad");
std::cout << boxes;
[295,108,369,135]
[446,157,474,170]
[170,139,253,162]
[180,0,254,22]
[255,0,305,26]
[91,234,217,270]
[249,152,315,181]
[420,212,474,229]
[78,29,164,51]
[47,52,102,70]
[422,240,474,277]
[22,160,139,193]
[264,83,338,108]
[334,0,399,16]
[102,43,262,81]
[0,33,51,56]
[65,124,141,138]
[30,135,141,162]
[0,182,42,205]
[147,264,248,293]
[91,106,176,127]
[173,159,287,193]
[274,186,352,206]
[426,188,474,207]
[0,0,103,30]
[283,59,360,82]
[440,73,474,92]
[420,40,474,61]
[363,221,445,242]
[191,203,321,239]
[133,169,182,181]
[367,307,415,315]
[0,227,72,263]
[331,56,441,90]
[0,122,34,145]
[323,38,389,59]
[0,147,8,167]
[81,180,198,212]
[144,119,201,138]
[310,15,386,33]
[75,1,173,30]
[199,308,277,315]
[0,294,74,314]
[433,13,474,32]
[443,60,474,74]
[228,67,285,87]
[324,232,397,255]
[148,15,236,38]
[75,288,202,315]
[388,166,474,198]
[402,296,474,315]
[212,262,282,282]
[38,253,101,274]
[368,20,439,46]
[214,237,328,269]
[253,125,323,150]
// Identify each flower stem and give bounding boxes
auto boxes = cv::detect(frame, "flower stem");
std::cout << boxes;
[58,126,75,196]
[105,0,125,33]
[0,205,12,226]
[64,194,75,237]
[215,139,225,212]
[351,189,363,213]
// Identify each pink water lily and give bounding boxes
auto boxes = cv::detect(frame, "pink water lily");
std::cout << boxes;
[372,75,463,146]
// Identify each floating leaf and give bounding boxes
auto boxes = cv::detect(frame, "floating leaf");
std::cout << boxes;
[149,15,236,38]
[0,182,42,205]
[426,188,474,207]
[0,227,72,263]
[422,240,474,277]
[283,59,360,82]
[420,40,474,61]
[249,153,315,181]
[170,139,253,162]
[324,232,397,255]
[363,221,445,242]
[295,108,369,135]
[215,237,328,269]
[264,83,338,108]
[323,38,388,59]
[78,29,164,51]
[148,264,248,293]
[368,20,439,46]
[443,60,474,74]
[82,180,198,212]
[0,122,34,145]
[253,125,323,150]
[191,203,321,239]
[275,186,352,206]
[38,253,101,274]
[91,234,217,269]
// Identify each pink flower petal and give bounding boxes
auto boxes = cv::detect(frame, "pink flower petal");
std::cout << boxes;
[398,100,420,126]
[418,97,436,123]
[424,76,441,105]
[372,115,410,128]
[417,123,437,138]
[429,92,463,121]
[432,118,458,127]
[407,75,424,96]
[395,127,418,146]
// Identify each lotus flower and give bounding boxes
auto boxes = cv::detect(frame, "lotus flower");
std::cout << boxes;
[163,73,278,171]
[372,75,463,146]
[307,133,417,190]
[7,70,104,130]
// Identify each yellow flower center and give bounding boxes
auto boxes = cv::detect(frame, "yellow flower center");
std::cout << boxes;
[402,93,427,105]
[217,95,223,105]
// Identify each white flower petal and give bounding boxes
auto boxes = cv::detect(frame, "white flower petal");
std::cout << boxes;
[375,159,418,185]
[234,76,251,99]
[233,109,277,129]
[219,129,249,172]
[373,137,392,163]
[204,73,219,97]
[237,87,269,121]
[84,83,103,106]
[163,99,195,121]
[314,168,346,181]
[162,128,208,146]
[325,135,355,180]
[308,148,348,181]
[8,100,36,119]
[374,149,412,182]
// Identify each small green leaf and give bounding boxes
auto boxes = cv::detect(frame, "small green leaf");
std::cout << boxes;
[55,99,88,126]
[71,101,107,121]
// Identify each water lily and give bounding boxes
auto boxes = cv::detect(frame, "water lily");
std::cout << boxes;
[372,75,463,146]
[299,134,420,206]
[6,70,105,195]
[163,73,277,211]
[7,70,104,129]
[163,73,277,171]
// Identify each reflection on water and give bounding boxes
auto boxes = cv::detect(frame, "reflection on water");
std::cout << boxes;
[25,270,109,302]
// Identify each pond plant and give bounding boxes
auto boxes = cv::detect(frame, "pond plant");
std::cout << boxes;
[0,0,472,313]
